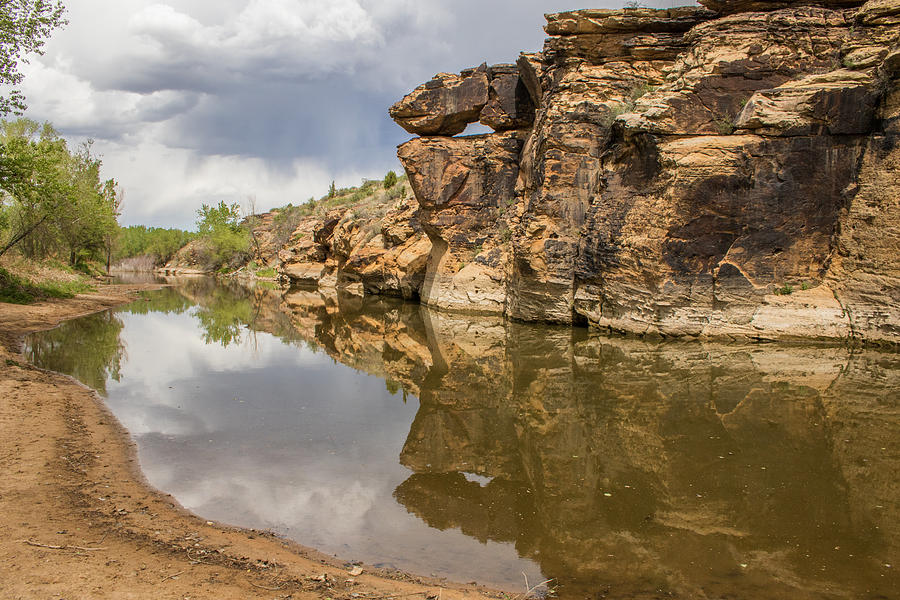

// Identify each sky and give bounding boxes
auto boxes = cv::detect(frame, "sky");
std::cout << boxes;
[13,0,686,229]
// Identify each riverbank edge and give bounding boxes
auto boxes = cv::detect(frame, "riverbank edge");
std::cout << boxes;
[0,285,500,600]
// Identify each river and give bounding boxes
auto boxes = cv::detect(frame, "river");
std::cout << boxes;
[24,277,900,599]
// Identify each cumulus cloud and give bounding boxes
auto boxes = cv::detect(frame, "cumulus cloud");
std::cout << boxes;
[16,0,693,227]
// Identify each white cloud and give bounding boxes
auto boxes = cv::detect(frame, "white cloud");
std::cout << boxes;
[14,0,689,227]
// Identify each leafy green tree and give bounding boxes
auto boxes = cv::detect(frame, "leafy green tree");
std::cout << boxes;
[114,225,196,265]
[55,140,121,268]
[383,170,398,189]
[195,200,249,268]
[0,0,67,116]
[0,119,121,266]
[0,119,71,258]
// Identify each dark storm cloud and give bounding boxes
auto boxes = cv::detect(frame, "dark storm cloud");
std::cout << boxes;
[21,0,695,226]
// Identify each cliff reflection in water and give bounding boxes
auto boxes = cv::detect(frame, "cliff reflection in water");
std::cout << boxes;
[277,287,899,600]
[24,279,899,598]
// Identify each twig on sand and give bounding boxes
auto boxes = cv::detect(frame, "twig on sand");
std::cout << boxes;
[248,580,285,591]
[20,539,107,551]
[521,572,554,599]
[87,529,111,546]
[161,570,185,582]
[186,547,212,565]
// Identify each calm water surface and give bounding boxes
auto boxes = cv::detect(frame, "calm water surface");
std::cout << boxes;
[24,278,900,599]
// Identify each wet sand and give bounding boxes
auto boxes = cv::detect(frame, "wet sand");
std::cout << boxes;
[0,285,498,600]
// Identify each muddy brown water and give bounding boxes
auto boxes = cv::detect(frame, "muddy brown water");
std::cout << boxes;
[24,278,900,599]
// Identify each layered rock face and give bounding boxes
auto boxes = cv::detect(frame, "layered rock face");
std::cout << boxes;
[388,0,900,345]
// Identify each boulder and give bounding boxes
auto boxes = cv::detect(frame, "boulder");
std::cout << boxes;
[389,65,489,136]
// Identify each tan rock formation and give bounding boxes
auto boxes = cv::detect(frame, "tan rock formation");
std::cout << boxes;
[384,1,900,345]
[389,65,490,136]
[398,133,522,314]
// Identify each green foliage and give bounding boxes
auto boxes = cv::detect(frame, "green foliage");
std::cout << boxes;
[841,56,859,69]
[272,204,307,247]
[774,283,794,296]
[714,119,735,135]
[328,180,336,198]
[114,225,196,265]
[256,266,276,278]
[383,170,398,189]
[386,183,407,202]
[195,200,250,268]
[0,0,67,116]
[0,119,121,267]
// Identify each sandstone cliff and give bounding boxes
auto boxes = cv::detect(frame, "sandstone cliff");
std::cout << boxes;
[265,0,900,345]
[385,0,900,345]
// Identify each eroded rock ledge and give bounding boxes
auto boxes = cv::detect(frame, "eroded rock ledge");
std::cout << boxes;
[283,0,900,346]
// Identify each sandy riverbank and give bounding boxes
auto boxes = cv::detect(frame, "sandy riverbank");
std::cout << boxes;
[0,285,498,600]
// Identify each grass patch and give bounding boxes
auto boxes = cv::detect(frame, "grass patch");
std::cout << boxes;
[256,266,276,278]
[0,266,93,304]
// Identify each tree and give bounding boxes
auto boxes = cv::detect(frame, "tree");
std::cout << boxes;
[383,170,398,189]
[195,200,249,268]
[0,119,71,258]
[0,119,121,265]
[328,180,336,198]
[0,0,67,116]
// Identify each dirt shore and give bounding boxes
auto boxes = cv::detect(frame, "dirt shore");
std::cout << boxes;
[0,285,498,600]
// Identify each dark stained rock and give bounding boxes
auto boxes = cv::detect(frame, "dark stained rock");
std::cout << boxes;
[516,53,544,107]
[734,70,880,135]
[479,65,535,131]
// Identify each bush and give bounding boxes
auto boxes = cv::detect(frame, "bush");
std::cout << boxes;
[774,283,794,296]
[383,170,398,189]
